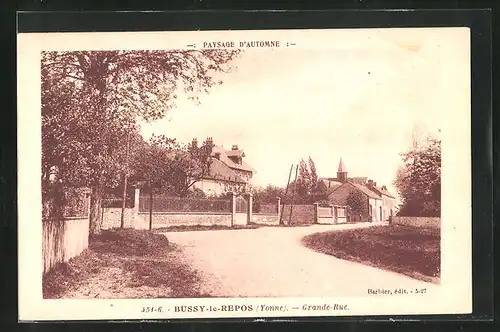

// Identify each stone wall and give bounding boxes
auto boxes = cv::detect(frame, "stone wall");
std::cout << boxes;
[136,212,232,228]
[101,207,135,229]
[281,204,315,225]
[252,214,280,225]
[392,216,441,230]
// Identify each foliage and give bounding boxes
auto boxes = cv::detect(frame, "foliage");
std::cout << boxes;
[346,190,365,215]
[41,49,240,232]
[291,157,322,204]
[394,136,441,217]
[132,135,215,197]
[296,159,311,198]
[252,185,284,204]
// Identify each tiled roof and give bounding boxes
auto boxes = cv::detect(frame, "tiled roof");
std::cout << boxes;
[349,177,368,185]
[373,185,396,199]
[323,180,343,195]
[350,182,382,199]
[212,146,254,173]
[205,158,247,183]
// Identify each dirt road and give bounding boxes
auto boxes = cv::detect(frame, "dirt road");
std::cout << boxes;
[163,223,439,297]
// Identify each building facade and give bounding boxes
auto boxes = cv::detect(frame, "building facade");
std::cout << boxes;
[192,140,254,197]
[324,158,396,222]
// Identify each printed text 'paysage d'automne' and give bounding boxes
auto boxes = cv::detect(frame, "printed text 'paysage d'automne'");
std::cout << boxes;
[202,40,282,48]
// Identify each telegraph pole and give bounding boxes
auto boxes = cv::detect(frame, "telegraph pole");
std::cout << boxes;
[279,164,294,225]
[288,165,299,225]
[120,127,131,228]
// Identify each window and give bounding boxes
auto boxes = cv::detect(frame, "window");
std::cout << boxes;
[337,207,345,218]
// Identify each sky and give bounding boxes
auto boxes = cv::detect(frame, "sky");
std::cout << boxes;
[139,29,462,193]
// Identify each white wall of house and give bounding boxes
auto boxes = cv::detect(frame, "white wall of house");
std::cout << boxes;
[381,195,396,221]
[368,198,383,222]
[192,179,246,196]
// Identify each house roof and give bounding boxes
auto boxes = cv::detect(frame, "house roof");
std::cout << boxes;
[205,158,247,183]
[349,177,368,185]
[212,145,254,173]
[321,180,343,195]
[373,185,396,198]
[351,182,382,199]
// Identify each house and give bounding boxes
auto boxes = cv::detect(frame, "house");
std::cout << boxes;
[192,138,255,196]
[323,158,396,222]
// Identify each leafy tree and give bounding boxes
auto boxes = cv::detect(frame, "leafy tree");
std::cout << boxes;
[394,136,441,217]
[135,135,215,197]
[293,156,321,203]
[41,49,240,233]
[308,157,318,188]
[131,135,216,198]
[346,190,366,220]
[296,159,311,198]
[253,185,285,204]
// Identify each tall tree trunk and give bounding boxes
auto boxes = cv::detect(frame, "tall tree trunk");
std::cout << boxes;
[89,184,103,235]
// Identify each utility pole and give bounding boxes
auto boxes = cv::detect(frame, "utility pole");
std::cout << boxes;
[288,165,299,225]
[120,127,131,228]
[149,177,153,230]
[279,164,294,225]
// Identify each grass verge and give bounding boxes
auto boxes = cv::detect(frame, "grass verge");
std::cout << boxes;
[43,228,210,299]
[301,225,440,283]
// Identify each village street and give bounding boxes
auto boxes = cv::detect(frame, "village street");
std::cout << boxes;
[162,223,439,298]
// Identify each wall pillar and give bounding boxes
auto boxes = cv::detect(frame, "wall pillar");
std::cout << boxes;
[247,193,253,225]
[133,187,140,226]
[276,197,281,216]
[313,203,319,224]
[231,192,236,227]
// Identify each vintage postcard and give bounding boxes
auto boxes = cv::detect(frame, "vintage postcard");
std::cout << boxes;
[18,27,471,321]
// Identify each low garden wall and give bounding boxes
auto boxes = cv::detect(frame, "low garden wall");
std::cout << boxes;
[281,204,315,225]
[42,217,89,274]
[136,212,232,228]
[392,216,441,230]
[252,214,280,225]
[101,207,135,229]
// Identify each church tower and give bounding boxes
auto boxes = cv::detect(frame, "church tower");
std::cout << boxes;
[337,158,348,183]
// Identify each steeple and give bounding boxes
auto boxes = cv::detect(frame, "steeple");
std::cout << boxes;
[337,157,348,182]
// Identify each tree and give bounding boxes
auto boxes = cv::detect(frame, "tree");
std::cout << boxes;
[308,157,318,188]
[296,159,311,198]
[131,135,215,198]
[394,136,441,217]
[293,157,320,203]
[143,135,215,197]
[41,49,240,233]
[253,185,285,204]
[346,190,366,221]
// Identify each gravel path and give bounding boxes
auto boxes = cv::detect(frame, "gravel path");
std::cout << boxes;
[162,222,439,297]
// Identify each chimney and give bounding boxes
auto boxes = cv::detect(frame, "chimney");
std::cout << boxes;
[192,138,198,148]
[214,152,221,160]
[367,179,373,187]
[206,137,214,147]
[382,185,387,190]
[232,144,239,151]
[373,181,377,187]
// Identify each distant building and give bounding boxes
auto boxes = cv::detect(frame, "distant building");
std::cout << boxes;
[192,138,255,196]
[320,158,396,222]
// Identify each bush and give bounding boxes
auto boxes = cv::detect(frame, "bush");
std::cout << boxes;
[90,228,170,257]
